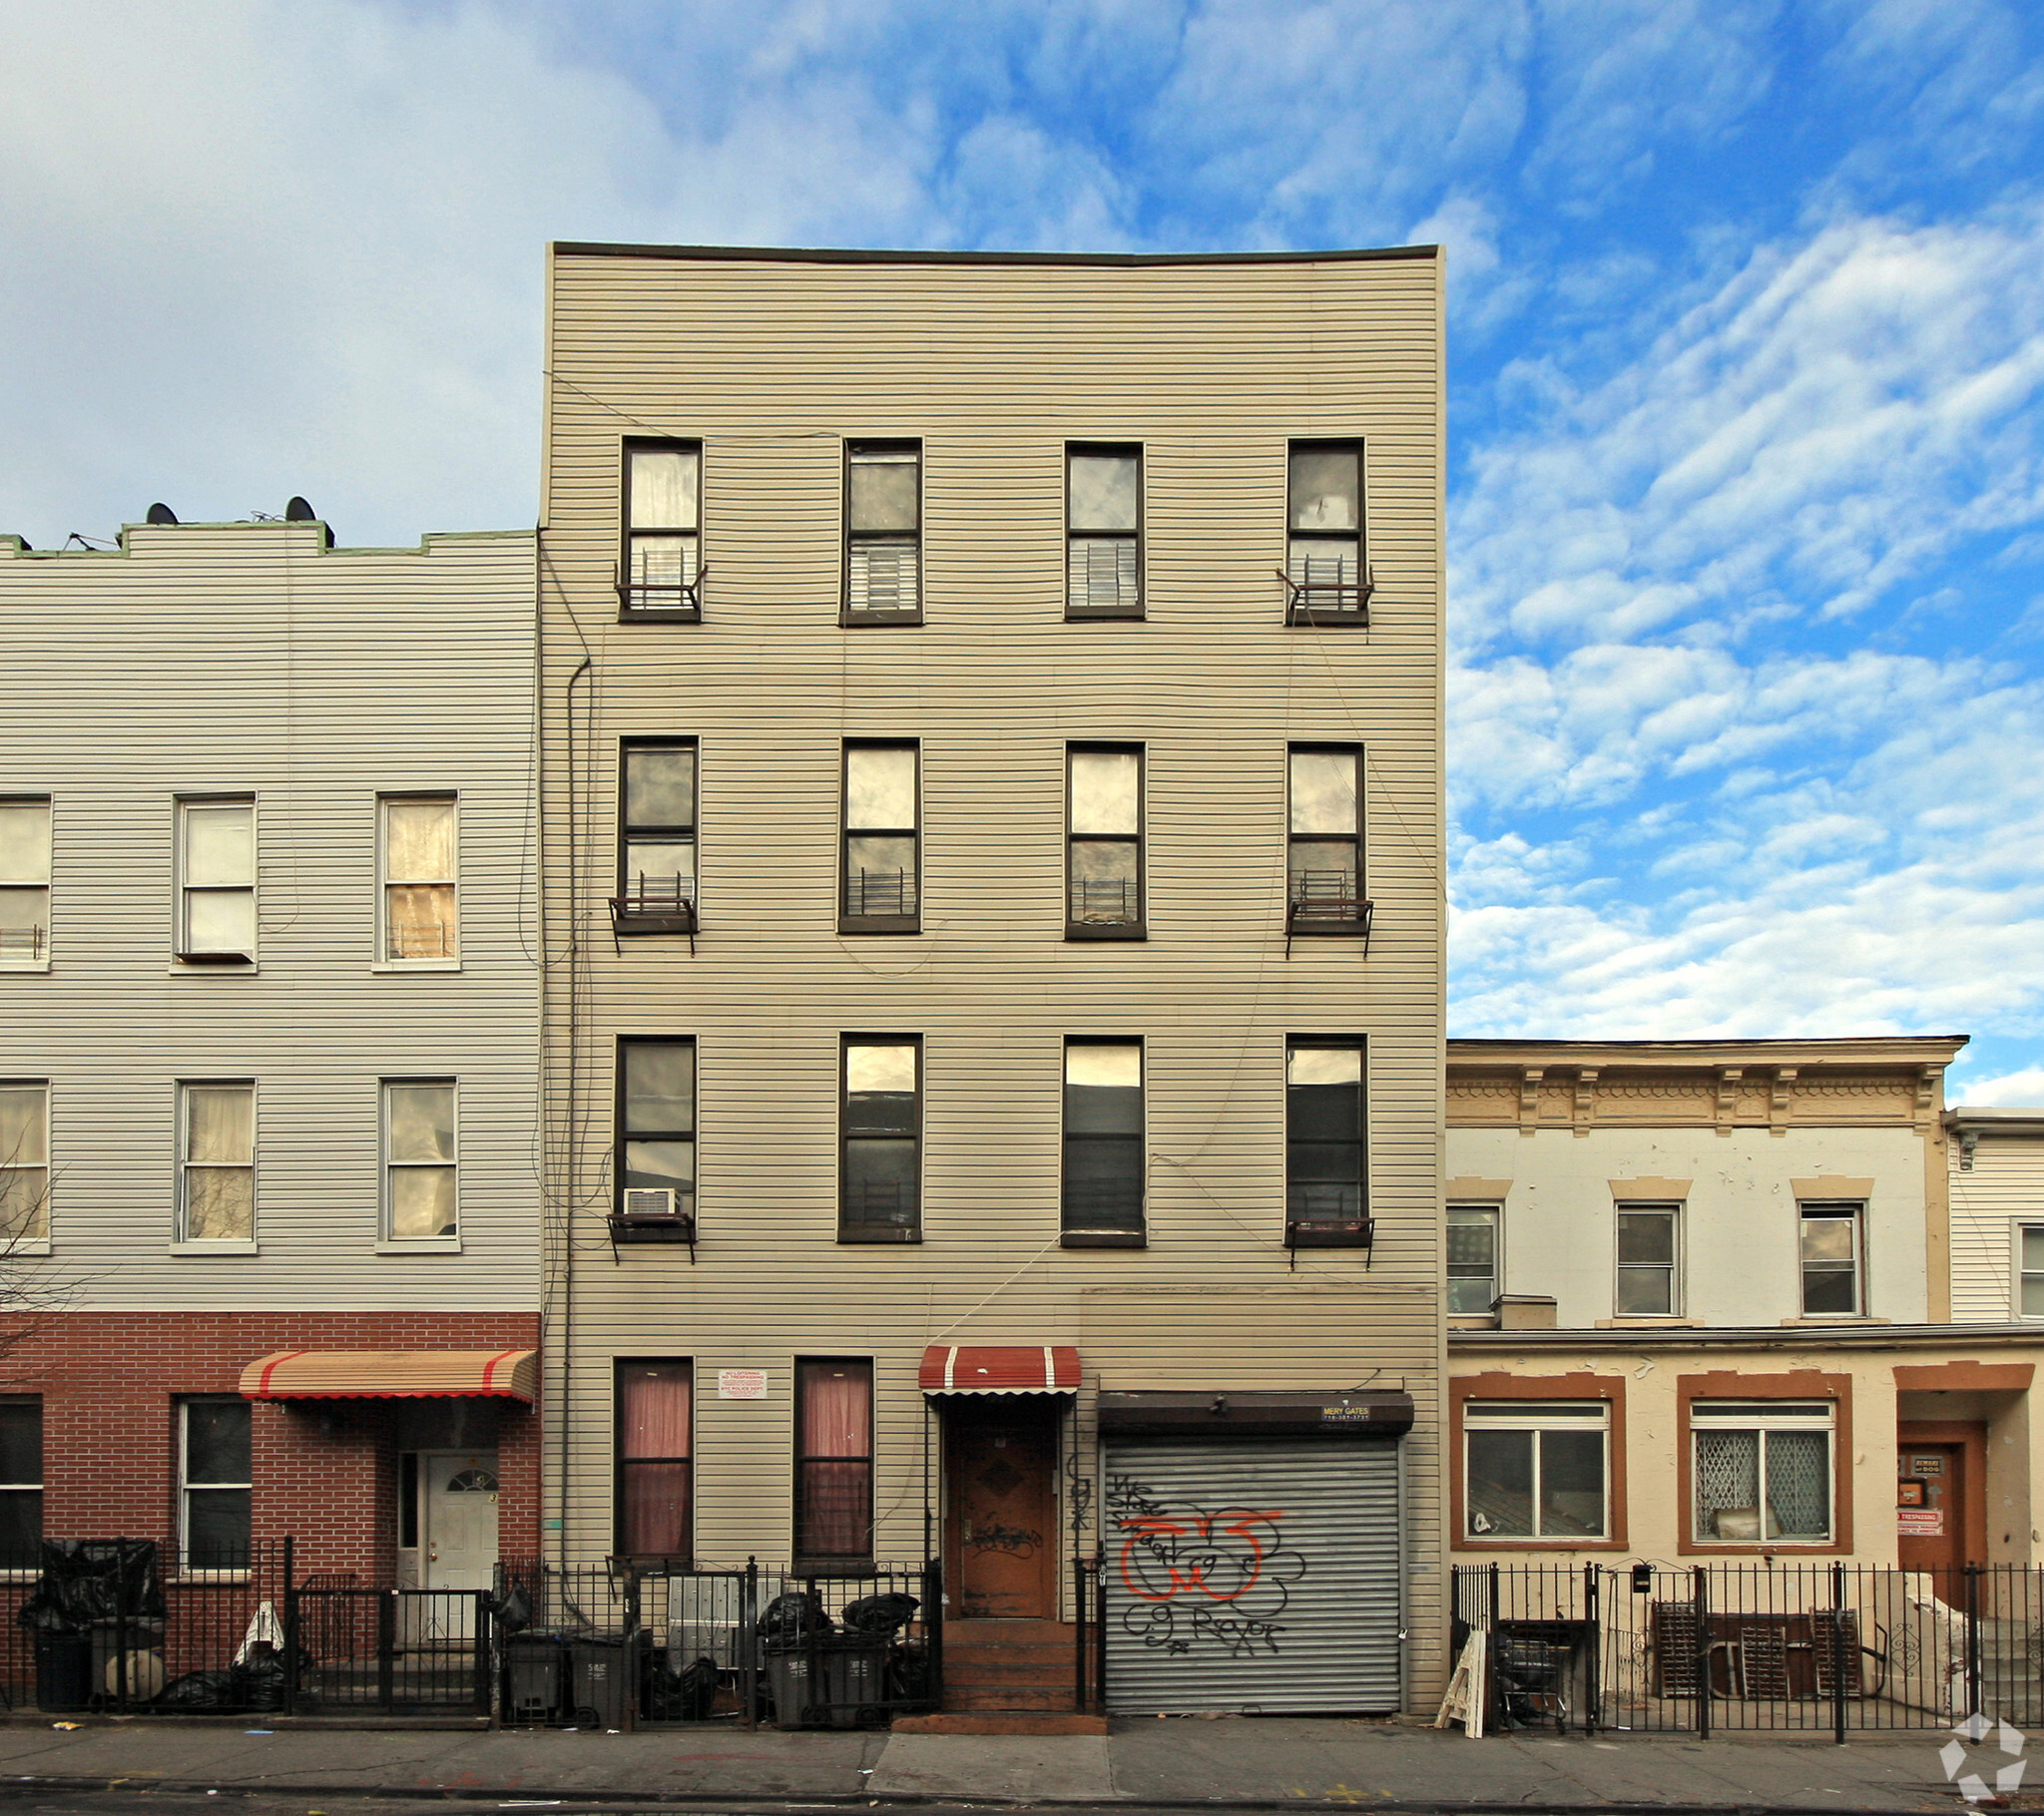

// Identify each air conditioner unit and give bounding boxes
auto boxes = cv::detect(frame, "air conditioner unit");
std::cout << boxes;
[622,1188,678,1219]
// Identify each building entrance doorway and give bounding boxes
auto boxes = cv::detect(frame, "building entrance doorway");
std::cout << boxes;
[1897,1424,1985,1591]
[944,1401,1057,1619]
[421,1450,500,1590]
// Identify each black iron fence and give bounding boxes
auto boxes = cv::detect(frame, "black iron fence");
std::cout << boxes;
[493,1559,942,1729]
[1453,1563,2044,1737]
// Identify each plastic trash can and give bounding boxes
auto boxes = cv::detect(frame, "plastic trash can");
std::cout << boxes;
[35,1632,92,1712]
[504,1630,569,1724]
[568,1633,635,1729]
[765,1634,888,1729]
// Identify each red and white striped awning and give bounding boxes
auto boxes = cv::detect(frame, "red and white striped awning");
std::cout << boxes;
[918,1345,1081,1395]
[239,1349,538,1403]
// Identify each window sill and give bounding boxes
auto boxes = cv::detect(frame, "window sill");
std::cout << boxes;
[3,1239,51,1258]
[1065,604,1145,622]
[1595,1317,1702,1327]
[617,606,703,626]
[1286,921,1372,937]
[1779,1315,1887,1325]
[174,950,256,967]
[169,960,257,975]
[1066,922,1146,941]
[837,916,920,936]
[0,960,51,975]
[174,1569,253,1584]
[370,960,463,974]
[168,1240,259,1256]
[1286,1221,1374,1249]
[1454,1536,1629,1553]
[1061,1230,1146,1249]
[840,609,923,628]
[839,1226,922,1244]
[376,1238,462,1255]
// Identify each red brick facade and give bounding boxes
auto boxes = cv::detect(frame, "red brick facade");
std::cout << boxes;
[1,1312,540,1582]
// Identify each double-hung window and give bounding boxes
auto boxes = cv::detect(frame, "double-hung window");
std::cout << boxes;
[1066,744,1143,936]
[1798,1201,1861,1314]
[1464,1400,1609,1541]
[2019,1224,2044,1318]
[176,797,255,963]
[179,1082,255,1244]
[0,1082,48,1244]
[617,1039,695,1224]
[620,441,703,620]
[1287,745,1367,930]
[794,1359,873,1566]
[840,1037,919,1241]
[615,741,698,932]
[1616,1202,1680,1315]
[1063,1039,1144,1245]
[181,1398,252,1570]
[1692,1399,1834,1544]
[1447,1203,1500,1314]
[0,1399,42,1570]
[0,797,51,968]
[844,441,921,624]
[1067,445,1142,618]
[1285,1040,1368,1244]
[382,1081,457,1242]
[1285,441,1368,623]
[380,794,458,963]
[840,742,919,931]
[616,1361,692,1560]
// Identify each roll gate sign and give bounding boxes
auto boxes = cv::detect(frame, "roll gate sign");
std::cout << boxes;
[1102,1438,1402,1713]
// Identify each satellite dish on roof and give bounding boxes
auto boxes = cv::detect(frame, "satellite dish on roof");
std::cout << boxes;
[146,503,178,525]
[284,496,315,522]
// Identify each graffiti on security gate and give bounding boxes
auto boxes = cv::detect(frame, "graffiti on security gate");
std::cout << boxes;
[1107,1472,1307,1659]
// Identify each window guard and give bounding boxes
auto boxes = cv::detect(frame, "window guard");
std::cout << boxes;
[841,1181,920,1242]
[607,1191,697,1259]
[608,877,698,952]
[615,562,708,622]
[1285,1181,1373,1251]
[843,869,918,920]
[0,927,45,961]
[1285,875,1373,954]
[1278,565,1374,626]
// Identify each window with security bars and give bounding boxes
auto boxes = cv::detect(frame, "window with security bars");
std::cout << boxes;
[616,742,697,928]
[181,1398,252,1570]
[0,1082,48,1244]
[176,798,255,962]
[617,1039,695,1223]
[1447,1203,1499,1313]
[1286,1042,1367,1241]
[2021,1225,2044,1318]
[1691,1400,1832,1544]
[0,797,51,969]
[1285,441,1368,622]
[620,442,703,618]
[1288,746,1365,929]
[1464,1400,1608,1540]
[1067,745,1143,936]
[616,1361,692,1560]
[795,1359,872,1563]
[1067,446,1142,618]
[1063,1039,1144,1244]
[1799,1201,1861,1314]
[841,1037,919,1240]
[380,795,458,962]
[1616,1203,1679,1315]
[0,1400,41,1570]
[840,743,919,930]
[844,442,921,623]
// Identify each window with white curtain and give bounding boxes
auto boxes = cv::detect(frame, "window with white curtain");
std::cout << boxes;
[179,1082,255,1243]
[620,442,703,618]
[0,1083,48,1243]
[177,798,255,961]
[380,795,458,962]
[0,798,51,969]
[382,1081,457,1241]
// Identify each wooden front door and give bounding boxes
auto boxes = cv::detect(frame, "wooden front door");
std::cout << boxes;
[1897,1439,1972,1586]
[946,1403,1057,1618]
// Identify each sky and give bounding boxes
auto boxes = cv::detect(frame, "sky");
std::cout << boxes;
[4,0,2043,1099]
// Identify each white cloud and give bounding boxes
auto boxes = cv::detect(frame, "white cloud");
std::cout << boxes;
[1952,1067,2044,1108]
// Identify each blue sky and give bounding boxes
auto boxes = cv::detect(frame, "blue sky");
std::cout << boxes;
[5,1,2043,1096]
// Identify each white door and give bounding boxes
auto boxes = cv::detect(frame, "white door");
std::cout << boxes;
[422,1451,499,1590]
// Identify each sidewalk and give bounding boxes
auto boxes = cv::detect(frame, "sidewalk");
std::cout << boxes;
[0,1716,1986,1810]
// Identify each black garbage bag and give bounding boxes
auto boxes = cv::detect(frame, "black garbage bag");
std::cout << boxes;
[677,1654,719,1720]
[885,1641,930,1704]
[17,1540,167,1632]
[155,1668,239,1712]
[490,1583,535,1634]
[756,1589,831,1642]
[841,1592,918,1636]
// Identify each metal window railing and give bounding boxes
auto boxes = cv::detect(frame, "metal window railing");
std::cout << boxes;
[844,869,917,918]
[1069,879,1138,925]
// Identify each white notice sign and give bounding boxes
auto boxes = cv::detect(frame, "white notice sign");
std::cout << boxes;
[718,1369,768,1400]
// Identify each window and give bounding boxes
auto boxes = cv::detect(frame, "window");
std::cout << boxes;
[1063,1039,1144,1245]
[619,441,703,619]
[1447,1203,1499,1314]
[1616,1203,1680,1315]
[1067,445,1142,618]
[617,1039,695,1223]
[840,1037,919,1241]
[616,1361,692,1560]
[179,1082,255,1243]
[181,1399,252,1570]
[1692,1400,1833,1544]
[614,741,697,932]
[1066,744,1143,937]
[1798,1201,1861,1314]
[1287,746,1368,931]
[1464,1401,1608,1540]
[176,798,255,962]
[0,797,51,968]
[1285,441,1368,623]
[840,742,919,931]
[0,1083,48,1244]
[382,1081,457,1242]
[795,1359,872,1564]
[1286,1041,1368,1244]
[0,1400,42,1570]
[2019,1225,2044,1318]
[844,441,921,624]
[380,795,458,962]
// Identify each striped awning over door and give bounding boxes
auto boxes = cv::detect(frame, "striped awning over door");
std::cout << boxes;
[918,1345,1080,1394]
[239,1349,538,1402]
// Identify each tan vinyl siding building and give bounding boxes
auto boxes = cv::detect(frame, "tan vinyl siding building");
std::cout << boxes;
[1949,1109,2044,1324]
[539,245,1447,1713]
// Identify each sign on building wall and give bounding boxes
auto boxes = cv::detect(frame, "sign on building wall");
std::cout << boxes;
[718,1369,768,1400]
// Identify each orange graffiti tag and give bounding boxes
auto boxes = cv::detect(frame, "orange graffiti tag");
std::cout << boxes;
[1118,1509,1287,1602]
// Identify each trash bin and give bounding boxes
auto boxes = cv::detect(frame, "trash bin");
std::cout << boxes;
[35,1632,92,1712]
[90,1618,167,1707]
[765,1634,889,1729]
[504,1630,569,1724]
[568,1633,635,1729]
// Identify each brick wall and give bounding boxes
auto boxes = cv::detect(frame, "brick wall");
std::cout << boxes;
[0,1312,540,1580]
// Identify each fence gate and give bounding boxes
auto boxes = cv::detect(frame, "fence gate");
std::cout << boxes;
[286,1587,492,1713]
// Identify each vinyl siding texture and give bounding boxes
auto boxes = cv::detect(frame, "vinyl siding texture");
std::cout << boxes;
[540,250,1446,1705]
[1951,1132,2044,1321]
[0,524,541,1311]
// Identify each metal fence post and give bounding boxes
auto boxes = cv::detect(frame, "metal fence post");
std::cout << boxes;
[1583,1563,1601,1737]
[1073,1554,1087,1714]
[1966,1563,1983,1721]
[1694,1566,1711,1739]
[1830,1561,1848,1745]
[281,1536,297,1718]
[376,1589,396,1712]
[743,1558,760,1730]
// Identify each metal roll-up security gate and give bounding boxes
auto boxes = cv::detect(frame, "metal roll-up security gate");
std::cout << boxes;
[1100,1392,1410,1714]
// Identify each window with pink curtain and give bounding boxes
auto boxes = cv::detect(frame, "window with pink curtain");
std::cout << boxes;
[617,1362,692,1559]
[795,1360,872,1561]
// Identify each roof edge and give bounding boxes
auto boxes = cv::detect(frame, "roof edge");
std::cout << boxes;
[550,240,1439,268]
[1449,1036,1968,1065]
